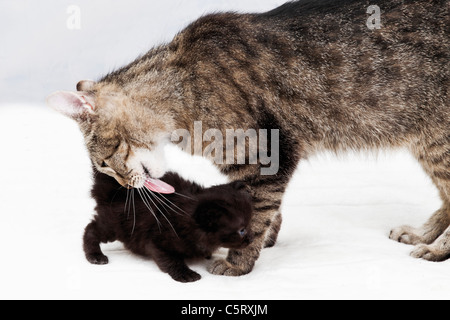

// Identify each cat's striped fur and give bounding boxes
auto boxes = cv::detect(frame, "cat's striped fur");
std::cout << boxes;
[48,0,449,275]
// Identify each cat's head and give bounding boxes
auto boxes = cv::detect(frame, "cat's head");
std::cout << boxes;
[46,80,175,188]
[194,181,254,249]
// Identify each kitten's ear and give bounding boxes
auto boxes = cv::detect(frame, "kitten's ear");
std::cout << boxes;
[46,91,95,121]
[231,181,247,190]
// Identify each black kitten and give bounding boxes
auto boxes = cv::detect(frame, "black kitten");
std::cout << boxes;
[83,170,254,282]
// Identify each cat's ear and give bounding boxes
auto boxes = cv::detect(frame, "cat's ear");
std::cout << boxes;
[77,80,96,92]
[46,91,95,121]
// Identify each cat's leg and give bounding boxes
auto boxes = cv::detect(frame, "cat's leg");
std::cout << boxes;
[389,207,449,246]
[208,175,288,276]
[147,243,201,283]
[264,211,282,248]
[411,223,450,261]
[411,140,450,261]
[83,220,110,265]
[391,136,450,261]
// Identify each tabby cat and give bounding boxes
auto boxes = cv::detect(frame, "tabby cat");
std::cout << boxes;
[48,0,449,276]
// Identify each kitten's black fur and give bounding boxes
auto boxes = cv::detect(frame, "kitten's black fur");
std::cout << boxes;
[83,169,254,282]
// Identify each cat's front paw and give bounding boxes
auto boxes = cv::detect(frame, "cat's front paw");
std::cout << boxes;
[170,269,201,283]
[86,253,109,265]
[264,236,277,248]
[207,259,250,277]
[411,244,449,262]
[389,226,424,245]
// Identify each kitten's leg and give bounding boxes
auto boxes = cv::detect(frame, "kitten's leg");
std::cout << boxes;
[83,221,110,265]
[391,137,450,261]
[264,211,282,248]
[147,243,201,283]
[208,175,287,276]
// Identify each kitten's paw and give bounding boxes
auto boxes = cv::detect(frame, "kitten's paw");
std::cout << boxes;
[389,226,424,245]
[171,270,201,283]
[86,253,109,265]
[207,259,249,277]
[411,244,449,262]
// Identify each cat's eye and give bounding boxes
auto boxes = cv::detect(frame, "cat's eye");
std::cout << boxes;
[101,161,109,168]
[238,228,247,237]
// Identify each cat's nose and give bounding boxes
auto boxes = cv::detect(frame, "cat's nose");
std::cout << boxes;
[115,176,132,189]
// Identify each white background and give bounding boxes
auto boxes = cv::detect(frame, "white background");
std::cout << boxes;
[0,0,449,300]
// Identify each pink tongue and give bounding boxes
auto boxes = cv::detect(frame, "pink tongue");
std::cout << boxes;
[144,178,175,194]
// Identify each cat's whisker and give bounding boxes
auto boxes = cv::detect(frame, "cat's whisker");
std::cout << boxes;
[154,192,190,216]
[173,191,195,201]
[141,187,180,238]
[137,188,162,232]
[124,186,130,218]
[136,187,153,213]
[146,188,171,215]
[131,189,136,235]
[128,188,133,222]
[149,191,188,217]
[92,169,100,179]
[137,188,154,214]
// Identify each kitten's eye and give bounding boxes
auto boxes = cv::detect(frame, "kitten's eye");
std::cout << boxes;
[101,161,109,168]
[238,228,247,237]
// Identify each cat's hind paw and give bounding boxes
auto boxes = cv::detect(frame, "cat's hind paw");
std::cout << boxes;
[411,244,450,262]
[389,226,425,245]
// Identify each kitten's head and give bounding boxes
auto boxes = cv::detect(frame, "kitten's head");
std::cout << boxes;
[194,181,254,249]
[46,80,175,188]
